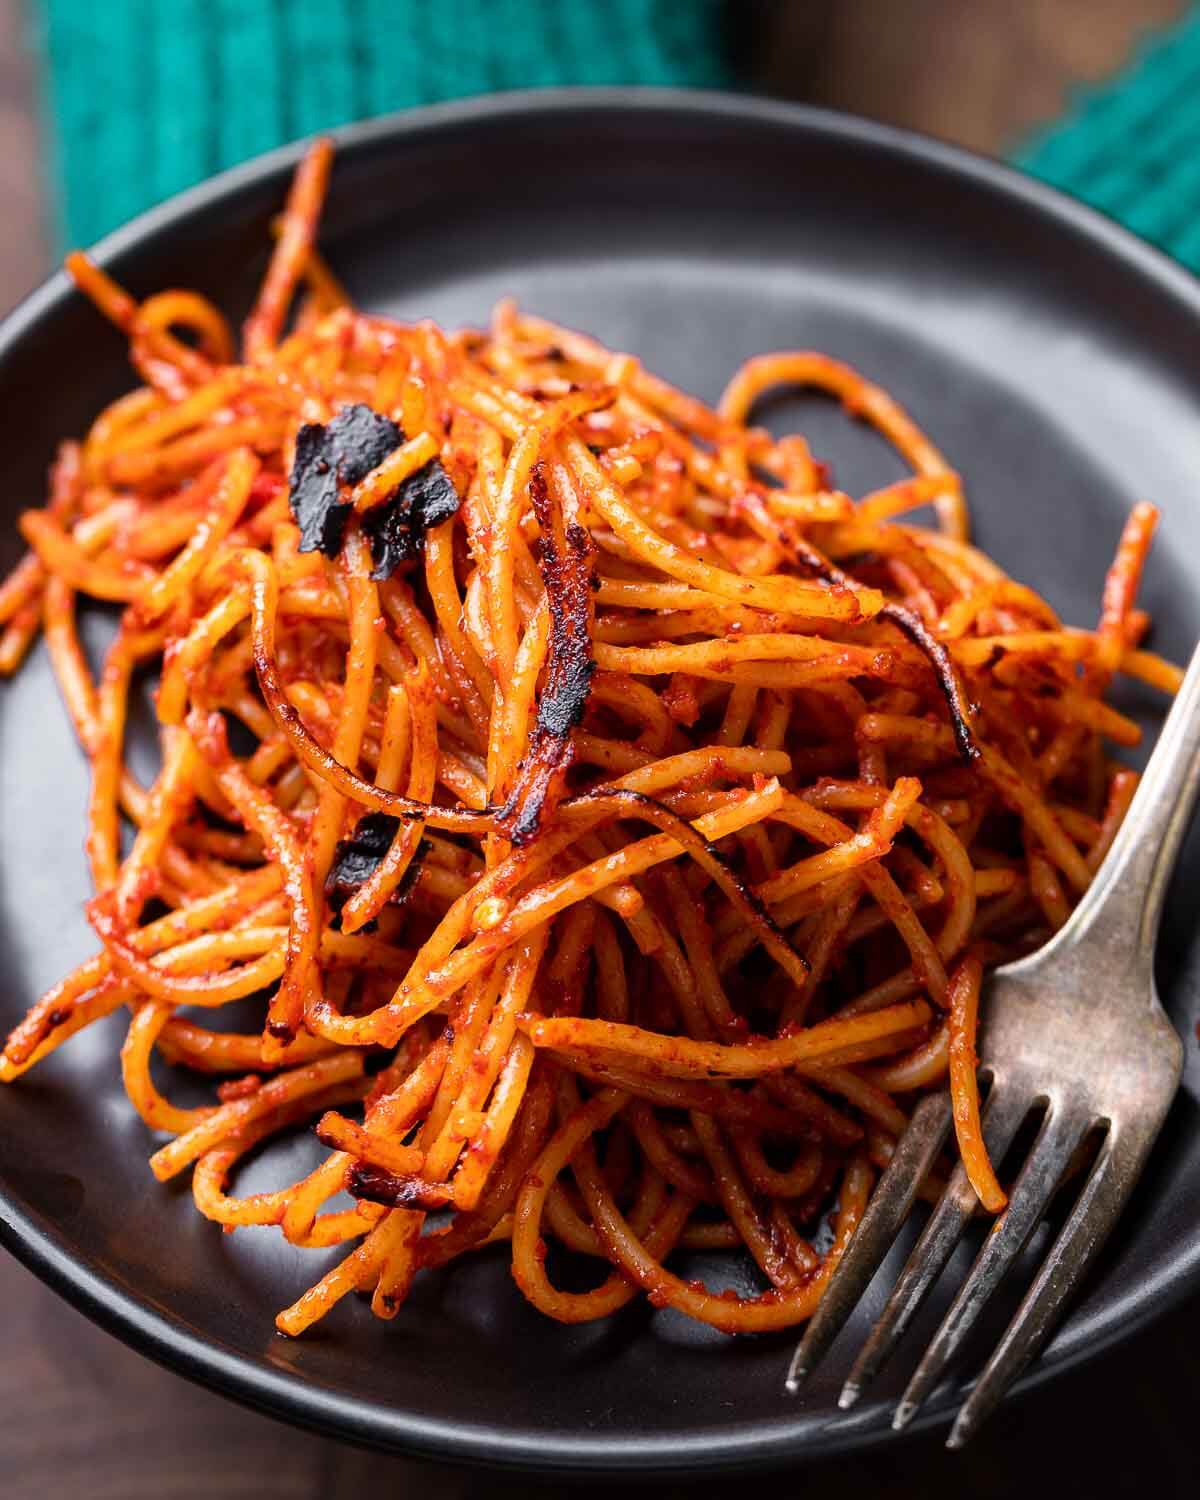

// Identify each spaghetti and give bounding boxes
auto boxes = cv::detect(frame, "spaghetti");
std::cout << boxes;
[0,139,1180,1338]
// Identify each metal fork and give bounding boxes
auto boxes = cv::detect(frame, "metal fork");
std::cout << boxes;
[786,641,1200,1447]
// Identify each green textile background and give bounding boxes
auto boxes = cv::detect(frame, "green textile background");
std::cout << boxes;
[35,0,1200,276]
[36,0,733,248]
[1014,8,1200,272]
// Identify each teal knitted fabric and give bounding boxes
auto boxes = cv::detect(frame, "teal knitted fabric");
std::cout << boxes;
[36,0,733,248]
[1014,8,1200,272]
[36,1,1200,275]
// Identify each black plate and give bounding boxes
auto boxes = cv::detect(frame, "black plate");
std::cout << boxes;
[1,91,1198,1473]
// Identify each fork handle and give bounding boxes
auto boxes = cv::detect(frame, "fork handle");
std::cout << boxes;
[1063,640,1200,970]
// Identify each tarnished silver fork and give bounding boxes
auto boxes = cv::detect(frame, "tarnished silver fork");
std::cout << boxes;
[786,641,1200,1447]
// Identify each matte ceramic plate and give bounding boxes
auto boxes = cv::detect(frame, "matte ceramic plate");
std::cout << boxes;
[0,91,1198,1474]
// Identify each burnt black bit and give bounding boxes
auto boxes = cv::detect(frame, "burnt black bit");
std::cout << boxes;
[327,812,401,896]
[325,813,430,925]
[499,465,597,844]
[879,604,980,763]
[347,1162,453,1211]
[360,456,461,580]
[266,1019,295,1043]
[540,523,596,740]
[289,403,404,559]
[289,422,345,557]
[328,403,405,483]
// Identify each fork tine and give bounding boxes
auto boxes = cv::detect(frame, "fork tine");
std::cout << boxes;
[840,1083,1029,1409]
[946,1123,1147,1448]
[892,1100,1090,1431]
[785,1092,950,1392]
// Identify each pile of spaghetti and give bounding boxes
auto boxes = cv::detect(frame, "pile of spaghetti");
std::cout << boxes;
[0,141,1181,1337]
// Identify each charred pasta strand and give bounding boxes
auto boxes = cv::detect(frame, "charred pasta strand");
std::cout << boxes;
[0,140,1177,1339]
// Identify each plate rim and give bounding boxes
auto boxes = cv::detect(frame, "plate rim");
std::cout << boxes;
[1,85,1199,1471]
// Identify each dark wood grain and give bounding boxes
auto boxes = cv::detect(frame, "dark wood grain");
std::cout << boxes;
[4,1241,1199,1500]
[2,1,1199,1494]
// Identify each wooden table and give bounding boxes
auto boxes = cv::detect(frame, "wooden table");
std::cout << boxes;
[2,2,1196,1494]
[3,1210,1195,1497]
